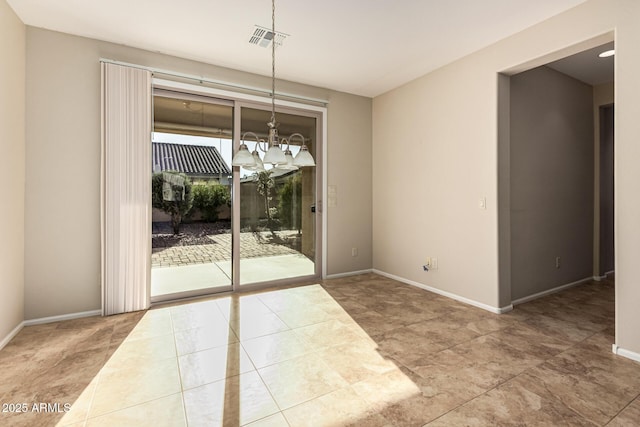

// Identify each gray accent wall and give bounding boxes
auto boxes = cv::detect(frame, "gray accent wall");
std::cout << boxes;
[510,66,594,301]
[599,104,614,275]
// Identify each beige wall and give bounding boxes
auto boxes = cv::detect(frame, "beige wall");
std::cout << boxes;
[0,0,26,341]
[326,92,373,274]
[24,27,372,319]
[373,40,501,308]
[510,66,594,300]
[373,0,640,354]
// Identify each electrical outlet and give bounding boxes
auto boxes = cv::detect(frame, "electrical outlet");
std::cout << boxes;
[555,256,561,268]
[431,257,438,270]
[425,257,432,268]
[351,247,358,257]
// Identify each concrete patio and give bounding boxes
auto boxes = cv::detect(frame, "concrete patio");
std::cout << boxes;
[151,230,315,297]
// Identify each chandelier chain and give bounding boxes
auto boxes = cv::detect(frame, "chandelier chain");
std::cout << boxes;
[271,0,276,125]
[230,0,315,168]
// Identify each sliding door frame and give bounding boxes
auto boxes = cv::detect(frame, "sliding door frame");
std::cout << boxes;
[150,88,235,304]
[233,100,323,291]
[153,78,327,295]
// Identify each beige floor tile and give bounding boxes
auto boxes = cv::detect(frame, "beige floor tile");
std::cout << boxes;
[258,291,308,313]
[522,313,603,343]
[427,378,597,427]
[607,397,640,426]
[21,346,110,394]
[374,327,452,366]
[179,343,255,390]
[331,298,370,315]
[183,371,279,426]
[511,364,637,424]
[313,303,354,322]
[170,300,228,332]
[484,323,571,360]
[245,412,290,427]
[316,342,398,384]
[408,349,499,396]
[545,346,640,393]
[405,317,481,345]
[462,314,524,335]
[574,330,616,355]
[274,306,334,328]
[380,394,462,425]
[89,357,181,418]
[449,334,546,379]
[2,273,634,427]
[229,312,290,341]
[242,330,315,368]
[174,323,239,356]
[106,332,176,364]
[57,375,99,426]
[351,368,421,412]
[85,393,186,427]
[258,353,349,409]
[293,319,368,350]
[349,310,406,336]
[352,364,474,425]
[124,309,174,342]
[284,284,330,300]
[216,295,273,320]
[283,386,375,427]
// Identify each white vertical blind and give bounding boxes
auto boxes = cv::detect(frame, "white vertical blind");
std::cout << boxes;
[101,62,152,316]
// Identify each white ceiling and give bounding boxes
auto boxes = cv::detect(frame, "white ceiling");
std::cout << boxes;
[8,0,590,97]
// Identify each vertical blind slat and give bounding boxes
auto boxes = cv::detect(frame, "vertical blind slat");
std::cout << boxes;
[101,63,152,316]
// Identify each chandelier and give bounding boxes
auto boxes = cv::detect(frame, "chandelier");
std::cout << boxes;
[231,0,315,171]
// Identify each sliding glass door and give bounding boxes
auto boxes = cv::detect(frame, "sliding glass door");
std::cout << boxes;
[150,89,322,301]
[150,92,234,300]
[236,106,318,286]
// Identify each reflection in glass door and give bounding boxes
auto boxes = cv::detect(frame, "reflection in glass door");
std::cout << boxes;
[150,92,234,300]
[237,106,318,285]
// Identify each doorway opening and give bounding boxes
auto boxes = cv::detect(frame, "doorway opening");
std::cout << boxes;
[498,38,615,313]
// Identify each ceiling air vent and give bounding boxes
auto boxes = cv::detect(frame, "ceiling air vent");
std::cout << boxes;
[249,25,288,48]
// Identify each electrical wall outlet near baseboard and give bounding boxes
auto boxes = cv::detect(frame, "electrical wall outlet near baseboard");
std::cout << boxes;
[424,257,438,270]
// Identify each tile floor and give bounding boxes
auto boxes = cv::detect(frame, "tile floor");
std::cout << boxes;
[1,273,638,426]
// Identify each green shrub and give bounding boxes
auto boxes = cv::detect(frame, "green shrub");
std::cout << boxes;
[152,172,193,234]
[192,184,230,222]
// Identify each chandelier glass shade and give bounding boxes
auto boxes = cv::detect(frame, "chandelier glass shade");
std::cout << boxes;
[235,131,314,172]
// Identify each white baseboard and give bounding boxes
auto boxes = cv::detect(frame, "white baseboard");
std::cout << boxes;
[372,269,511,314]
[498,304,514,314]
[325,269,374,280]
[23,309,102,326]
[594,271,615,282]
[612,344,640,363]
[0,321,25,351]
[511,276,593,306]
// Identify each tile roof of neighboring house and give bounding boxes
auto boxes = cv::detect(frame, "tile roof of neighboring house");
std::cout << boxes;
[152,142,231,176]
